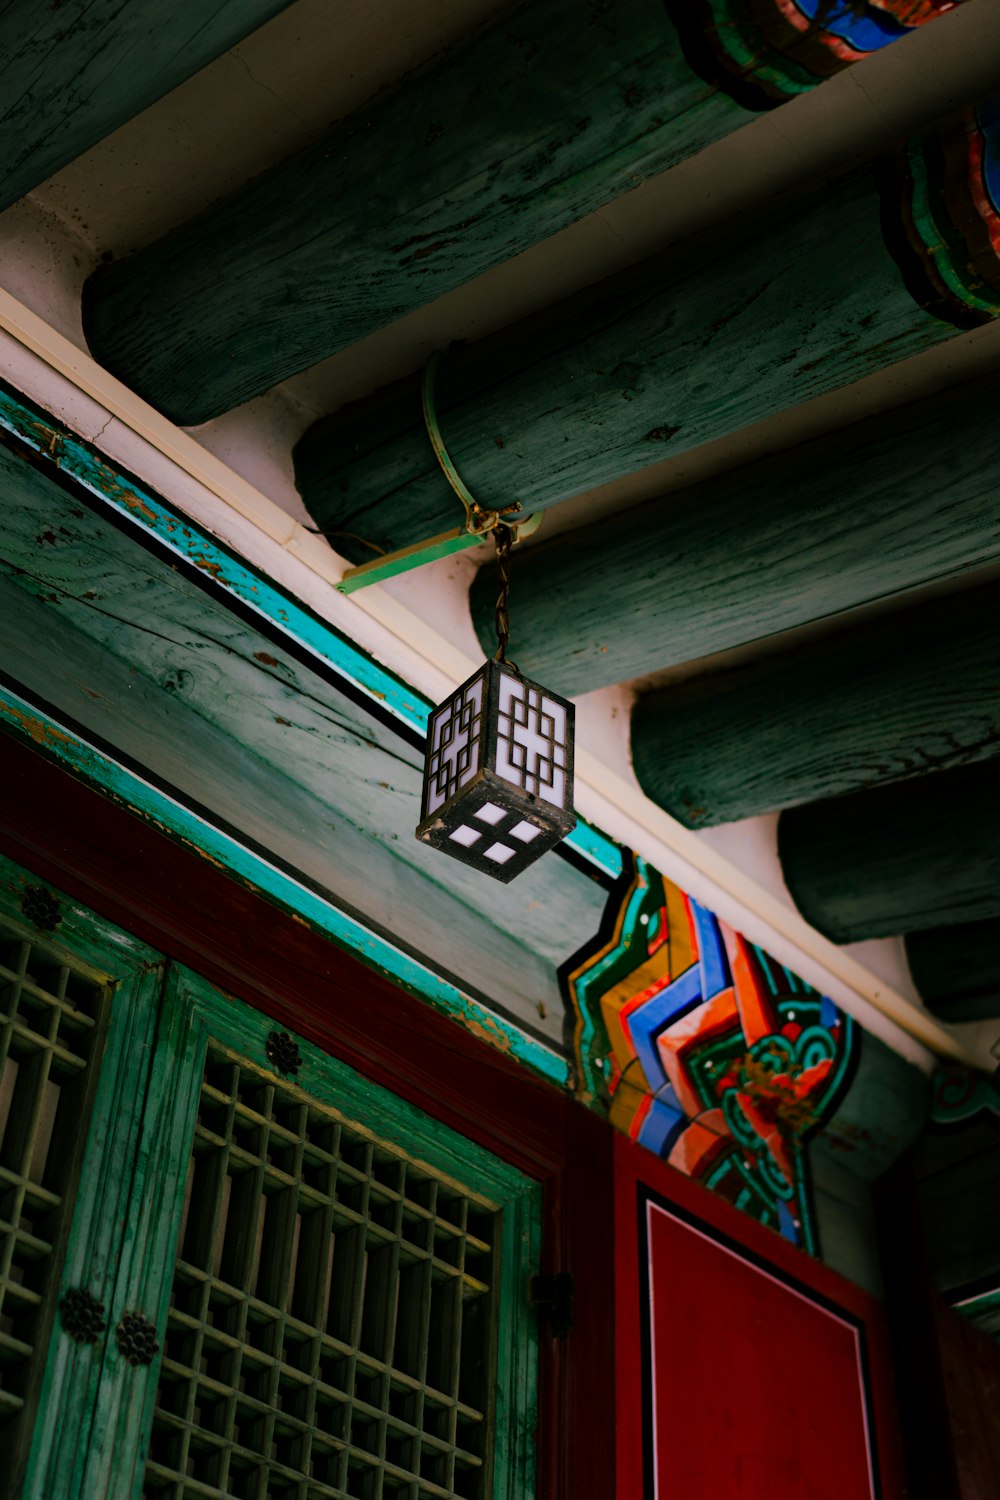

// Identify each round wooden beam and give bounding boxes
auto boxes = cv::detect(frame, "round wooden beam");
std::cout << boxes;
[82,0,743,424]
[906,919,1000,1023]
[467,374,1000,696]
[778,762,1000,944]
[0,0,292,213]
[630,582,1000,828]
[295,170,955,562]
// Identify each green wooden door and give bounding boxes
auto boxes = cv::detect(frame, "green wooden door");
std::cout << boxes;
[0,855,541,1500]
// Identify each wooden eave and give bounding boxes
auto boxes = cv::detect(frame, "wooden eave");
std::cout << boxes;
[1,0,998,1061]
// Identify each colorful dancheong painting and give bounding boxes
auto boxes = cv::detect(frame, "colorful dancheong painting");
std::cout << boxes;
[563,857,858,1255]
[891,95,1000,321]
[681,0,967,102]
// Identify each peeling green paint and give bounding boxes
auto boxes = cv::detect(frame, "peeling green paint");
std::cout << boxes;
[0,385,622,882]
[0,681,569,1088]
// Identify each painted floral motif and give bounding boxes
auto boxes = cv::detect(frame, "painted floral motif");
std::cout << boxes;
[677,0,967,104]
[890,96,1000,323]
[562,857,856,1253]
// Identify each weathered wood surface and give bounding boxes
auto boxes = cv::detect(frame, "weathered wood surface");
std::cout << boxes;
[778,762,1000,944]
[906,918,1000,1023]
[0,0,292,213]
[83,0,742,424]
[0,437,608,1038]
[468,372,1000,695]
[297,171,954,561]
[630,582,1000,828]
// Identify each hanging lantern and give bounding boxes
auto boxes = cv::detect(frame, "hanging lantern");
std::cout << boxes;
[416,526,576,881]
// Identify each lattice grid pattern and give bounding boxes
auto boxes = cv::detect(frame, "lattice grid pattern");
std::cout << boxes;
[0,922,102,1426]
[145,1049,500,1500]
[495,678,568,809]
[424,677,485,817]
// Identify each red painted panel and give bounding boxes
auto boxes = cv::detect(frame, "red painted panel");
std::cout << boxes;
[644,1197,874,1499]
[616,1134,903,1500]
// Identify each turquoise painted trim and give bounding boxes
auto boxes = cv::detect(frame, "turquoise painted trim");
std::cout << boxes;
[0,385,622,882]
[563,816,622,880]
[0,682,569,1089]
[954,1285,1000,1315]
[571,858,656,1099]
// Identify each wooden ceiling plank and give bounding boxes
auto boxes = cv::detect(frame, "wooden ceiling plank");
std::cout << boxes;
[81,0,744,424]
[630,580,1000,828]
[0,0,294,214]
[778,761,1000,944]
[467,371,1000,696]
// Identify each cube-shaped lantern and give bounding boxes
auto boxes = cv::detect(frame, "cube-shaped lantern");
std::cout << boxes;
[416,658,576,882]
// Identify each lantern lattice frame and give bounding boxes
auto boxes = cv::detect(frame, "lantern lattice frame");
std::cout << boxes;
[416,658,576,883]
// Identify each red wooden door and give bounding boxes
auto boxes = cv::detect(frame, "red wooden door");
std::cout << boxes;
[615,1133,904,1499]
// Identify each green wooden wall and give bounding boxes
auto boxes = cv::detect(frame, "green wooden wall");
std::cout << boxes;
[0,415,607,1044]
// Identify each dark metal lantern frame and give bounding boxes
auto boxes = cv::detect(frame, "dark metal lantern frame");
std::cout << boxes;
[416,658,576,883]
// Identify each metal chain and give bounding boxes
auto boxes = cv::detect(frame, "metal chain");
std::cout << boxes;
[493,524,518,669]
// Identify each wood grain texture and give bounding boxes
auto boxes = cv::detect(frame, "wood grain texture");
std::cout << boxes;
[630,582,1000,827]
[906,918,1000,1023]
[469,373,1000,695]
[0,437,607,1039]
[778,761,1000,943]
[297,171,953,562]
[82,0,740,424]
[0,575,579,1046]
[0,0,292,213]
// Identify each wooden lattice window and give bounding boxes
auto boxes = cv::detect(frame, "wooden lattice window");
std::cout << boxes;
[0,858,538,1500]
[146,1047,503,1499]
[0,921,104,1428]
[0,866,164,1500]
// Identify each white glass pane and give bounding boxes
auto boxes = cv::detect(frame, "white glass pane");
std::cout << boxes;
[475,802,506,825]
[484,842,515,864]
[449,825,481,847]
[510,821,541,843]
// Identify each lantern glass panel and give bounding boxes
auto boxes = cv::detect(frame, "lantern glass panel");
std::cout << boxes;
[494,675,570,810]
[424,672,485,816]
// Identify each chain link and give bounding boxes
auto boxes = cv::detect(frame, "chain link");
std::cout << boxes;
[493,524,517,669]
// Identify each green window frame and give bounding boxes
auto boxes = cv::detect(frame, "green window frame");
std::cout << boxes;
[0,856,164,1499]
[0,854,541,1500]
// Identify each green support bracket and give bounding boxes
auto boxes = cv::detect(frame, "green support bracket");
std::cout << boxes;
[338,512,543,593]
